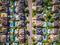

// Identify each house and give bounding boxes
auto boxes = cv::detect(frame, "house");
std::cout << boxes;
[19,0,25,3]
[52,20,59,27]
[1,17,10,26]
[48,35,58,42]
[19,13,26,20]
[16,6,24,13]
[2,5,8,12]
[0,0,8,4]
[50,28,58,35]
[36,20,43,27]
[52,0,59,4]
[1,13,7,17]
[52,5,59,12]
[17,28,25,42]
[52,13,60,19]
[17,0,25,9]
[36,28,43,35]
[1,35,6,42]
[36,14,44,20]
[36,6,43,13]
[19,21,26,26]
[36,0,42,5]
[37,35,43,41]
[15,20,26,26]
[17,1,25,9]
[2,28,9,35]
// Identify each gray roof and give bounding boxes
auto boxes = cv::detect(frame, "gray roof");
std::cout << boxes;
[52,0,59,4]
[52,13,60,18]
[36,14,44,19]
[52,5,59,12]
[53,20,59,26]
[37,35,43,41]
[36,0,42,5]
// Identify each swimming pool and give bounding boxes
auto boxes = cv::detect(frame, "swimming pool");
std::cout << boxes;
[43,22,46,27]
[10,22,13,27]
[5,42,9,45]
[14,13,18,18]
[48,29,50,34]
[9,15,12,18]
[10,35,14,40]
[14,1,17,6]
[43,13,46,16]
[9,8,13,13]
[13,42,18,45]
[14,29,18,34]
[37,42,42,45]
[14,36,18,41]
[48,22,52,26]
[43,34,46,40]
[9,2,12,6]
[43,28,47,33]
[14,7,17,12]
[47,6,51,9]
[10,28,14,34]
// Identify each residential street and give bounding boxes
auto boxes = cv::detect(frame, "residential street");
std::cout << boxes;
[27,0,32,45]
[0,0,60,45]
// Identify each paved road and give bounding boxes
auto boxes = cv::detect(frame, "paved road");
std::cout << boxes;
[27,0,32,45]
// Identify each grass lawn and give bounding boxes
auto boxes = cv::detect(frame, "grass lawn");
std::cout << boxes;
[24,36,28,45]
[32,29,36,34]
[0,27,2,32]
[32,9,36,17]
[19,36,28,45]
[55,42,60,45]
[0,43,3,45]
[42,40,48,43]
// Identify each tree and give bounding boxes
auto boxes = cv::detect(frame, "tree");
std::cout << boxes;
[0,3,2,6]
[32,42,35,45]
[58,30,60,34]
[32,30,35,34]
[32,0,35,2]
[49,18,54,23]
[25,1,28,7]
[32,23,36,28]
[32,36,36,42]
[42,0,48,5]
[32,9,36,17]
[24,9,29,17]
[25,20,29,24]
